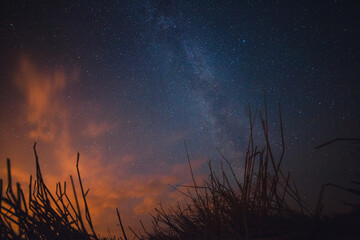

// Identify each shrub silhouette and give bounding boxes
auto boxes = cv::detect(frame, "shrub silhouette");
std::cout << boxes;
[1,100,359,239]
[0,143,98,239]
[125,102,315,240]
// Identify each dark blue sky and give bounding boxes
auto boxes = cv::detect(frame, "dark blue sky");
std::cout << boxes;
[0,0,359,231]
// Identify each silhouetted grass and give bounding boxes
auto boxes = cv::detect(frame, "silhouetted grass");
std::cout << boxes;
[0,143,99,239]
[123,101,314,240]
[1,100,359,239]
[121,100,360,240]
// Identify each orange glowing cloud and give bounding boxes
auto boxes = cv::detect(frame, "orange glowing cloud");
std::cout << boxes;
[0,55,207,237]
[14,57,67,142]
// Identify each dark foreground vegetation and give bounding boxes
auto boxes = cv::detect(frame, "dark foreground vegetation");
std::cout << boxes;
[1,102,359,239]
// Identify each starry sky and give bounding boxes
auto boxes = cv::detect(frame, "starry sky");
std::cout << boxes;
[0,0,359,236]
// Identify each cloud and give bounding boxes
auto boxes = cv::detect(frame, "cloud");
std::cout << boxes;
[2,55,208,236]
[15,56,67,142]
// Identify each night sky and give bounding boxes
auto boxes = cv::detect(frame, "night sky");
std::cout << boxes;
[0,0,359,235]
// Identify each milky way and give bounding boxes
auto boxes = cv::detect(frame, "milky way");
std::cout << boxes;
[0,0,359,235]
